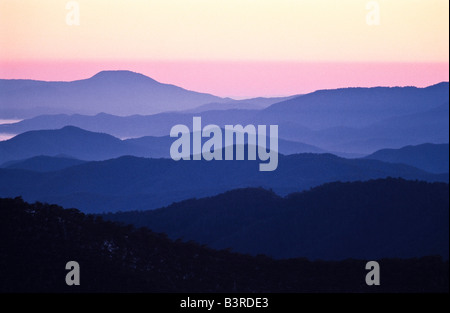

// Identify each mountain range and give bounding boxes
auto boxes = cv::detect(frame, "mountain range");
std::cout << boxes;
[1,77,447,154]
[0,153,447,213]
[1,125,448,174]
[1,70,448,293]
[186,95,296,112]
[262,82,449,128]
[365,143,449,174]
[2,196,447,292]
[103,179,449,260]
[0,126,324,164]
[1,155,86,172]
[0,70,300,118]
[0,70,228,118]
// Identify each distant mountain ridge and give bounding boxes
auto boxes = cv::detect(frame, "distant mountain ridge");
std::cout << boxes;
[0,70,303,118]
[1,82,447,154]
[365,143,449,174]
[186,96,297,112]
[0,154,446,213]
[1,155,86,172]
[263,82,449,128]
[0,126,324,164]
[0,70,228,117]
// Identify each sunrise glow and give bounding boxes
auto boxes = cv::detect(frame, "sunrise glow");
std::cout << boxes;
[0,0,448,97]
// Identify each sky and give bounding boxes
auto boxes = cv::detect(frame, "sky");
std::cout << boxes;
[0,0,448,98]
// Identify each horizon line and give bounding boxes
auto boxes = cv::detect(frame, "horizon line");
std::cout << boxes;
[0,61,448,98]
[0,69,448,101]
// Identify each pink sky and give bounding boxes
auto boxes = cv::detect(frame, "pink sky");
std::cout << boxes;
[0,0,448,98]
[0,60,447,98]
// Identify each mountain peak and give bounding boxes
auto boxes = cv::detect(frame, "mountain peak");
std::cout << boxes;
[60,125,88,132]
[89,70,158,83]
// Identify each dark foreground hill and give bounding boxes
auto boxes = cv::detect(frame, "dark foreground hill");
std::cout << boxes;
[0,197,447,292]
[104,179,449,260]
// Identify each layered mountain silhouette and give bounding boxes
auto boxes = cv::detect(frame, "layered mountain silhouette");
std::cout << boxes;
[0,126,166,163]
[263,82,449,128]
[2,196,448,292]
[1,72,448,293]
[103,179,449,260]
[0,71,302,118]
[187,95,296,112]
[0,71,228,117]
[314,101,449,153]
[1,82,447,154]
[0,126,324,164]
[365,143,449,174]
[0,154,447,213]
[1,155,86,172]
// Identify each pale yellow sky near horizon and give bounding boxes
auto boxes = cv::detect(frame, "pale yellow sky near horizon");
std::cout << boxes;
[0,0,448,62]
